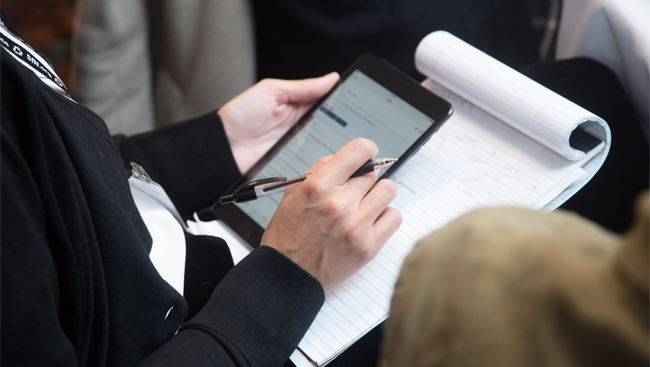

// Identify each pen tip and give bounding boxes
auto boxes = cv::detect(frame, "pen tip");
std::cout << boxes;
[373,158,398,168]
[377,158,398,164]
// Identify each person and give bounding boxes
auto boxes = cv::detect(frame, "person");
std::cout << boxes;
[0,9,402,367]
[73,0,257,135]
[380,191,649,367]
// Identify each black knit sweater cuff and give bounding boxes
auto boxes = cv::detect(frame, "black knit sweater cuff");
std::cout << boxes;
[115,111,242,219]
[183,246,325,366]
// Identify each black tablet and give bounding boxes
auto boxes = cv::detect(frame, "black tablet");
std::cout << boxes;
[210,54,453,247]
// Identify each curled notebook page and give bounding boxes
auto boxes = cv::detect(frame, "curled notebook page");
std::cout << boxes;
[188,32,614,365]
[415,31,610,161]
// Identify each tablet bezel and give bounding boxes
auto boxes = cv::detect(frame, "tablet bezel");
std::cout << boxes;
[210,53,453,247]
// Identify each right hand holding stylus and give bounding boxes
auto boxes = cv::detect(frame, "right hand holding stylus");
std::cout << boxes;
[261,138,403,293]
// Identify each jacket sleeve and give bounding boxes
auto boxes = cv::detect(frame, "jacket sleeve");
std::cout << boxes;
[141,246,325,367]
[112,111,242,220]
[2,104,325,367]
[111,112,326,365]
[1,116,81,367]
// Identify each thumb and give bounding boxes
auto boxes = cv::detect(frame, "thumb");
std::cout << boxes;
[278,72,340,103]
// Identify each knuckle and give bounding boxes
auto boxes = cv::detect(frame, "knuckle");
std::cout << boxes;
[384,207,403,230]
[315,156,330,165]
[354,241,375,262]
[341,227,360,251]
[378,179,398,197]
[340,226,374,260]
[394,209,404,225]
[303,179,329,198]
[322,197,347,218]
[258,78,277,90]
[352,138,377,157]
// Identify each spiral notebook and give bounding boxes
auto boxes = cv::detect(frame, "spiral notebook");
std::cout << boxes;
[188,31,610,366]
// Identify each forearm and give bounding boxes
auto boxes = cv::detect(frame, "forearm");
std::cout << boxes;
[141,246,325,367]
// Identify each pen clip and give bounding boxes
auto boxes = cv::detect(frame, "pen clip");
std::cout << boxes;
[219,176,288,205]
[235,176,287,193]
[130,162,152,183]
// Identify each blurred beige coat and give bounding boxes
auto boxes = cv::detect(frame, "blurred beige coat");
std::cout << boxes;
[74,0,255,135]
[381,192,649,367]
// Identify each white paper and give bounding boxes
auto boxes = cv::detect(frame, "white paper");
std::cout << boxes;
[186,216,252,265]
[295,77,608,364]
[415,31,610,161]
[130,178,186,296]
[188,31,613,366]
[296,32,612,365]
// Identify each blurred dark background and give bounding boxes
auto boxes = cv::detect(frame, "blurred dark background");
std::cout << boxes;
[2,0,557,92]
[2,0,76,89]
[253,0,557,81]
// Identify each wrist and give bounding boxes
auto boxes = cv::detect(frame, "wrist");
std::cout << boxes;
[216,109,245,173]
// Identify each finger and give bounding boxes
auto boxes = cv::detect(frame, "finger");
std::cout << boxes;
[311,138,378,185]
[304,155,333,175]
[359,179,399,224]
[343,165,381,195]
[280,155,334,203]
[275,72,340,103]
[371,207,403,246]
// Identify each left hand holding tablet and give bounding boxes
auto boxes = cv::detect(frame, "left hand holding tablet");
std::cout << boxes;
[218,72,340,173]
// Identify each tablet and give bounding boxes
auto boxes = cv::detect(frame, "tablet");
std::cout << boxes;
[210,54,453,247]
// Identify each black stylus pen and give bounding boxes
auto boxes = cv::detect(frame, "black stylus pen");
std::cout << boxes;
[219,158,398,204]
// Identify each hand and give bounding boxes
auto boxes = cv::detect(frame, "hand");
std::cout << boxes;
[218,73,340,173]
[260,138,403,293]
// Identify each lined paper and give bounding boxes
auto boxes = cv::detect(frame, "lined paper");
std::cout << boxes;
[189,32,612,366]
[296,77,603,364]
[296,33,610,365]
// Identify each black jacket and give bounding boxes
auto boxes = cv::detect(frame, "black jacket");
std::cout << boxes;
[1,12,324,367]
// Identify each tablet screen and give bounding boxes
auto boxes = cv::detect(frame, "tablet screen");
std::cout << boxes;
[237,69,436,228]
